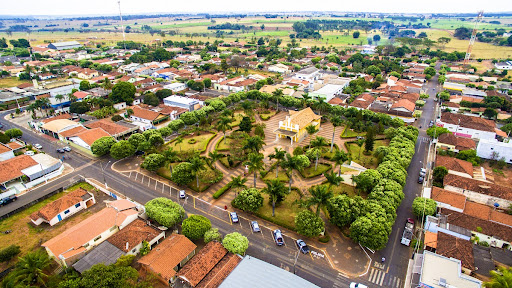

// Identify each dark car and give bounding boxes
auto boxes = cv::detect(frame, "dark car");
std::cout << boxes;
[273,229,284,246]
[418,175,424,184]
[296,239,310,254]
[135,150,145,156]
[230,212,239,223]
[56,148,65,153]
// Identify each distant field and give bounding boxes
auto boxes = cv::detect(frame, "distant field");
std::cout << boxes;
[0,77,30,88]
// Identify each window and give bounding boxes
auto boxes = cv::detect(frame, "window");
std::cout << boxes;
[75,203,81,208]
[94,235,102,242]
[64,209,70,214]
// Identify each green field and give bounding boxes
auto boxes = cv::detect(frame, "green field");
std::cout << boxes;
[0,77,31,89]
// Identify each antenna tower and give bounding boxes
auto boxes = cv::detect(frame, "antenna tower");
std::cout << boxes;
[463,11,484,65]
[117,0,127,50]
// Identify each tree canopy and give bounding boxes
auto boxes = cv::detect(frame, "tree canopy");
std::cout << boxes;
[222,232,249,255]
[182,215,212,240]
[145,197,185,228]
[233,188,264,213]
[295,210,324,237]
[91,137,116,156]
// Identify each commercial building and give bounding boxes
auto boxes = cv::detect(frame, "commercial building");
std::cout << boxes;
[309,84,346,102]
[477,139,512,164]
[48,41,82,50]
[163,95,201,111]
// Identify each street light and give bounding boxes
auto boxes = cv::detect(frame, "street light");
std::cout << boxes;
[102,160,112,189]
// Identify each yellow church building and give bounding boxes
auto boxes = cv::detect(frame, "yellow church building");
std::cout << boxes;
[274,107,321,146]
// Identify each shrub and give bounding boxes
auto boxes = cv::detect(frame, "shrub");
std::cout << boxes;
[0,245,20,262]
[145,198,185,228]
[318,233,330,243]
[182,215,212,240]
[188,138,197,144]
[213,182,232,199]
[204,228,223,243]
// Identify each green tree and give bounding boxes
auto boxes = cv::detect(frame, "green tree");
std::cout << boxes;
[281,154,310,192]
[303,185,333,216]
[327,195,362,228]
[354,169,382,194]
[350,215,390,250]
[204,228,222,243]
[484,266,512,288]
[0,245,20,263]
[239,116,253,133]
[110,81,136,104]
[365,127,375,152]
[128,133,146,150]
[269,147,286,178]
[305,124,319,148]
[426,127,450,138]
[80,80,91,91]
[222,232,249,255]
[233,188,264,213]
[216,116,232,141]
[70,101,90,114]
[182,215,212,240]
[433,166,448,187]
[91,136,116,156]
[412,197,437,219]
[171,162,195,185]
[110,140,135,159]
[324,171,343,191]
[483,108,498,120]
[246,153,264,187]
[142,153,166,172]
[143,93,160,106]
[330,117,343,152]
[353,31,360,38]
[243,136,265,154]
[332,150,349,176]
[262,179,289,217]
[4,128,22,139]
[295,210,324,237]
[149,134,164,147]
[58,263,138,288]
[145,197,185,227]
[230,175,248,196]
[7,250,50,287]
[311,136,328,170]
[373,35,381,42]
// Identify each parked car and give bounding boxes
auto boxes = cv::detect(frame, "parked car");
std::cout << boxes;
[419,168,426,177]
[296,239,310,254]
[350,283,368,288]
[230,212,239,223]
[401,218,415,246]
[33,144,42,149]
[179,190,186,199]
[63,146,71,152]
[56,148,65,153]
[0,191,17,206]
[273,229,284,246]
[251,221,261,233]
[24,151,34,156]
[418,175,424,184]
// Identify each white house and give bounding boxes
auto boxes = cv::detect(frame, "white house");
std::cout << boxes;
[309,84,346,102]
[477,139,512,164]
[295,67,319,81]
[0,143,15,161]
[495,61,512,70]
[268,64,291,74]
[436,113,497,140]
[68,128,112,150]
[163,95,200,111]
[30,188,96,226]
[163,82,187,93]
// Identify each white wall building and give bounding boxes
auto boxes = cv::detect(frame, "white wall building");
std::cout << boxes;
[477,139,512,164]
[309,84,347,102]
[163,82,187,93]
[295,67,320,81]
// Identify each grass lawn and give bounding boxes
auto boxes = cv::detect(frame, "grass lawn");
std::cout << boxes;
[215,137,232,151]
[262,168,289,182]
[327,183,361,198]
[346,139,389,169]
[259,110,277,121]
[256,189,304,231]
[341,127,365,138]
[0,77,31,89]
[188,165,221,192]
[300,163,331,178]
[168,133,215,153]
[339,166,358,174]
[230,112,254,127]
[0,182,94,268]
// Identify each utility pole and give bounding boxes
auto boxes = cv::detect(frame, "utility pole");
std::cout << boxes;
[463,11,484,65]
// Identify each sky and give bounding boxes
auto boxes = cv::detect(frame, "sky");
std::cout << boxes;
[1,0,511,16]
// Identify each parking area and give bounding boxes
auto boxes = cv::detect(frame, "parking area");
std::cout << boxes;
[120,170,331,267]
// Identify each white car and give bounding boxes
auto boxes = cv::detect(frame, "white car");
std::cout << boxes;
[24,151,35,156]
[33,144,42,149]
[350,283,368,288]
[179,190,186,199]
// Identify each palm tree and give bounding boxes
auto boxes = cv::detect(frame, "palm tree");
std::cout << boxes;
[126,108,134,118]
[311,136,328,170]
[305,124,318,148]
[68,94,78,103]
[164,147,179,174]
[301,93,312,108]
[189,157,205,189]
[262,179,288,217]
[216,116,232,141]
[39,97,51,117]
[11,250,50,287]
[485,266,512,288]
[305,185,333,216]
[330,117,343,152]
[268,147,286,178]
[174,137,184,152]
[332,150,349,176]
[208,151,222,169]
[230,175,247,197]
[246,153,264,188]
[356,138,365,160]
[243,136,265,154]
[280,153,308,193]
[324,171,343,191]
[240,101,254,116]
[314,98,330,115]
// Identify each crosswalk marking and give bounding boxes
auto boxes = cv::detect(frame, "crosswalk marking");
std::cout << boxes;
[369,268,386,286]
[332,273,345,288]
[417,136,430,142]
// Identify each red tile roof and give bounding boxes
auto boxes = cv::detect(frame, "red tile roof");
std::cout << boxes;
[85,119,131,136]
[177,241,228,287]
[30,188,91,222]
[435,155,473,177]
[443,174,512,201]
[196,253,241,288]
[390,99,415,112]
[0,155,38,184]
[73,128,111,146]
[0,143,11,154]
[431,187,467,210]
[41,113,72,124]
[437,133,476,150]
[436,232,475,270]
[107,219,162,253]
[440,113,495,132]
[59,126,88,138]
[130,106,162,121]
[138,234,196,283]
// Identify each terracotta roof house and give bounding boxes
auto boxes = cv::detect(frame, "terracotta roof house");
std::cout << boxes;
[437,133,476,152]
[437,112,496,140]
[42,202,139,267]
[435,155,473,178]
[73,91,90,100]
[0,143,14,161]
[462,201,512,228]
[138,234,196,285]
[443,173,512,208]
[69,128,112,150]
[0,155,38,186]
[274,107,321,145]
[431,187,467,212]
[389,99,415,116]
[84,119,138,140]
[40,119,83,140]
[349,93,375,110]
[435,232,476,272]
[4,141,24,153]
[30,188,95,226]
[72,219,165,274]
[128,106,169,129]
[177,241,242,288]
[328,97,345,106]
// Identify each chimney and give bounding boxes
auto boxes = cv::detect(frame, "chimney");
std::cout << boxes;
[126,242,129,251]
